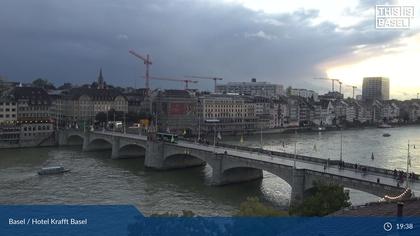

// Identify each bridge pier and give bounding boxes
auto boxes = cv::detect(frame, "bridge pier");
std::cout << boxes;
[111,137,120,159]
[144,141,165,169]
[82,133,90,151]
[290,169,306,206]
[58,131,68,146]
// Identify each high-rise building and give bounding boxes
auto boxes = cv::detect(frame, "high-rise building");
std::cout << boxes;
[362,77,389,101]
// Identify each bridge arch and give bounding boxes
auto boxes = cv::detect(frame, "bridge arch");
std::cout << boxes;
[219,159,294,186]
[85,137,112,151]
[118,143,146,158]
[66,134,84,146]
[219,164,294,202]
[162,153,207,170]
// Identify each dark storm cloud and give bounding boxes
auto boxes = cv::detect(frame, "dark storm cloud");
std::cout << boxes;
[0,0,414,90]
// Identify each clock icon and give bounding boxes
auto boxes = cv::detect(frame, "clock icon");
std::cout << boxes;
[384,222,393,232]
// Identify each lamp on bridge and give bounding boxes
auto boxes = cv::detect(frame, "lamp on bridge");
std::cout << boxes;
[205,119,220,153]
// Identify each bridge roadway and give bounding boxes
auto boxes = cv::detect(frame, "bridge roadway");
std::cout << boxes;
[61,130,420,205]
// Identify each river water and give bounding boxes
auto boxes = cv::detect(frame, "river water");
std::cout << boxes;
[1,126,420,216]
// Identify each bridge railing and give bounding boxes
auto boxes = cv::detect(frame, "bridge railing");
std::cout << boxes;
[215,142,420,181]
[75,131,420,182]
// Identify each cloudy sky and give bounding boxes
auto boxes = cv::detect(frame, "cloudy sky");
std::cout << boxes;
[0,0,419,99]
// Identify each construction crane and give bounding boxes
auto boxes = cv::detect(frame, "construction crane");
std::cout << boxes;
[313,77,340,92]
[184,75,223,92]
[148,76,198,90]
[347,85,358,99]
[129,50,152,92]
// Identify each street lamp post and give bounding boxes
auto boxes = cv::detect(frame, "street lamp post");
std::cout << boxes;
[123,112,126,134]
[205,119,219,153]
[407,140,411,188]
[340,127,343,163]
[197,99,201,141]
[294,141,297,169]
[155,112,158,133]
[260,125,263,149]
[113,112,116,133]
[213,123,216,152]
[106,110,109,131]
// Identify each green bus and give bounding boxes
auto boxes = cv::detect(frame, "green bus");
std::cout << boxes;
[157,132,178,143]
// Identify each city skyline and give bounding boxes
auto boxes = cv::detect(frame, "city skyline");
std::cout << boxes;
[0,0,419,100]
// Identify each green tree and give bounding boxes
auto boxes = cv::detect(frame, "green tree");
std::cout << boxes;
[289,182,351,216]
[107,109,124,121]
[95,112,107,123]
[32,78,55,90]
[286,86,292,96]
[237,197,288,217]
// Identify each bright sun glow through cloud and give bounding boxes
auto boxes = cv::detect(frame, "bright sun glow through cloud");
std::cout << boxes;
[224,0,420,99]
[326,33,420,100]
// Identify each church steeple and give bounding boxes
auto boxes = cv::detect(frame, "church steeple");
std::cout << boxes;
[97,68,105,89]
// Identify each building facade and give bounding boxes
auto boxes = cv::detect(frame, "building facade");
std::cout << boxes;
[290,88,319,101]
[11,87,52,122]
[0,97,17,124]
[54,71,128,126]
[60,88,128,125]
[215,78,284,98]
[154,89,197,134]
[199,94,258,134]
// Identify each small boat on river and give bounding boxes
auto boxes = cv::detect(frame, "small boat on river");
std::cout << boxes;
[311,126,326,131]
[383,133,391,137]
[38,166,70,175]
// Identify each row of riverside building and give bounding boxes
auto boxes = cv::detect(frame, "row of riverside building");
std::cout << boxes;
[1,72,420,146]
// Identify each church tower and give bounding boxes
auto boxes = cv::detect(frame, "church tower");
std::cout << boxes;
[97,68,105,89]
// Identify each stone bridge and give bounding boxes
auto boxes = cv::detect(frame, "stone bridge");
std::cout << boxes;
[58,130,415,205]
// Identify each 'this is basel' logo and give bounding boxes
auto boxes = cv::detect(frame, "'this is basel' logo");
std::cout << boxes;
[376,5,415,29]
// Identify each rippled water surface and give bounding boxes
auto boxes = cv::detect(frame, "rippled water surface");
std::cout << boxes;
[1,126,419,216]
